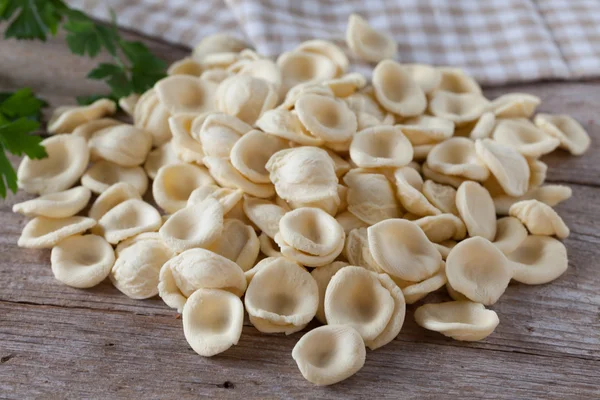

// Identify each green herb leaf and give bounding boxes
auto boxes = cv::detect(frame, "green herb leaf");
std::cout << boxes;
[0,144,18,197]
[0,88,47,121]
[3,0,67,41]
[0,118,46,159]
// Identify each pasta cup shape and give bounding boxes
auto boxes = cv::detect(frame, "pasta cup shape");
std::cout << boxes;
[266,147,338,203]
[277,51,337,93]
[396,115,455,146]
[528,159,547,189]
[445,237,512,305]
[48,99,116,134]
[256,108,324,146]
[50,234,115,288]
[365,273,406,350]
[134,89,172,147]
[159,198,224,253]
[429,91,489,126]
[159,248,246,312]
[350,125,413,168]
[72,118,123,140]
[89,124,152,167]
[493,119,560,158]
[456,181,497,241]
[230,130,288,184]
[13,186,91,218]
[367,219,442,282]
[509,200,569,239]
[97,199,161,244]
[81,161,148,195]
[18,216,96,249]
[207,219,259,272]
[292,325,365,386]
[322,72,367,98]
[436,67,482,94]
[197,112,252,158]
[507,235,568,285]
[422,162,468,188]
[275,232,345,267]
[18,135,89,195]
[469,112,496,140]
[204,156,275,198]
[216,75,278,125]
[155,75,218,115]
[475,138,530,197]
[153,163,215,213]
[118,93,139,117]
[372,60,426,117]
[394,167,441,217]
[167,57,203,76]
[188,185,243,214]
[402,263,447,304]
[324,266,394,341]
[422,180,459,215]
[200,68,232,83]
[400,63,442,94]
[168,113,205,164]
[336,210,368,234]
[426,137,490,181]
[310,261,348,324]
[534,113,591,156]
[279,207,345,257]
[110,238,174,299]
[343,228,381,272]
[182,288,244,357]
[490,93,540,118]
[234,58,282,91]
[493,216,528,254]
[192,33,249,60]
[344,170,400,224]
[296,39,349,75]
[259,232,282,258]
[144,141,179,179]
[414,214,467,243]
[88,182,141,221]
[242,196,287,239]
[493,185,572,215]
[414,301,499,341]
[245,257,318,329]
[346,14,397,62]
[296,94,357,143]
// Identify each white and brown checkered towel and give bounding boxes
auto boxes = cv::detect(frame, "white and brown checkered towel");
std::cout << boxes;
[67,0,600,86]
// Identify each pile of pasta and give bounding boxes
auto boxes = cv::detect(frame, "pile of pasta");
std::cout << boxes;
[13,14,590,386]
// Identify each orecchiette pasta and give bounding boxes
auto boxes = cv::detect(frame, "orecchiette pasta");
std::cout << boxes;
[88,182,141,221]
[257,108,324,146]
[396,115,455,146]
[207,219,259,272]
[534,113,591,156]
[372,60,426,117]
[346,14,397,62]
[47,99,116,134]
[344,170,400,224]
[82,161,148,195]
[492,217,528,254]
[422,180,459,215]
[427,137,490,182]
[402,262,447,304]
[508,199,569,239]
[89,124,152,167]
[474,138,530,197]
[134,89,172,147]
[292,325,366,386]
[322,72,367,98]
[242,196,287,239]
[364,273,406,350]
[493,184,573,215]
[349,125,413,168]
[153,163,215,213]
[216,75,278,125]
[493,119,560,158]
[429,91,489,126]
[414,214,467,243]
[187,185,243,214]
[490,93,540,118]
[13,186,91,218]
[277,51,338,93]
[144,141,180,179]
[204,156,275,198]
[50,234,115,288]
[394,167,441,217]
[456,181,497,241]
[167,57,204,76]
[436,67,482,94]
[197,112,252,158]
[155,75,218,115]
[18,216,96,248]
[72,118,123,140]
[310,261,348,324]
[508,235,568,285]
[295,94,357,143]
[97,199,162,244]
[230,130,288,184]
[168,113,206,164]
[296,40,349,76]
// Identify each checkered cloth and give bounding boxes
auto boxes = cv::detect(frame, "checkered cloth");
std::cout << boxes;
[67,0,600,86]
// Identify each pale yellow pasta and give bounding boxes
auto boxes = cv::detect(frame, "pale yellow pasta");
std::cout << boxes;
[234,58,282,92]
[528,158,548,189]
[17,135,89,195]
[242,196,287,239]
[13,186,91,218]
[72,118,123,140]
[134,89,172,147]
[492,216,528,254]
[47,99,116,134]
[230,130,288,184]
[310,261,348,324]
[292,325,365,386]
[296,94,358,143]
[155,75,218,115]
[372,60,426,117]
[394,167,441,217]
[167,57,203,76]
[18,216,96,249]
[422,162,468,188]
[257,108,324,146]
[153,163,215,213]
[187,185,243,214]
[469,112,496,140]
[97,199,161,244]
[343,228,381,272]
[422,180,459,215]
[490,93,540,118]
[216,75,278,125]
[396,115,455,146]
[429,91,489,126]
[534,113,591,156]
[204,156,275,198]
[508,235,568,285]
[280,81,335,110]
[456,181,497,241]
[88,182,141,221]
[474,138,530,196]
[200,68,232,84]
[50,234,115,288]
[426,137,490,181]
[445,237,512,305]
[118,94,139,117]
[296,39,349,76]
[350,125,413,168]
[346,14,397,62]
[207,219,259,272]
[197,112,252,158]
[344,169,400,224]
[277,51,338,93]
[89,124,152,167]
[144,141,179,179]
[402,262,447,304]
[436,67,482,94]
[168,113,206,164]
[192,33,248,60]
[364,273,406,350]
[414,214,467,243]
[336,210,369,234]
[493,119,560,158]
[493,184,572,215]
[509,199,569,238]
[322,72,367,97]
[81,161,148,195]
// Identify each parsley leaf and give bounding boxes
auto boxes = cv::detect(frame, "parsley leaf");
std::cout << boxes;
[2,0,68,41]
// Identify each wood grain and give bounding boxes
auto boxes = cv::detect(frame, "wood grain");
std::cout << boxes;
[1,28,599,400]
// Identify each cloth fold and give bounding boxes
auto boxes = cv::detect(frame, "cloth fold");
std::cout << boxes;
[67,0,600,86]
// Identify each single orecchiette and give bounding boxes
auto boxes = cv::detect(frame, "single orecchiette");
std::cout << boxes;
[469,112,496,140]
[427,137,490,181]
[159,248,246,312]
[88,182,141,221]
[493,119,560,158]
[97,199,162,244]
[402,262,447,304]
[277,51,338,93]
[89,124,152,167]
[197,112,252,158]
[445,237,513,305]
[456,181,497,241]
[414,301,499,341]
[18,216,96,248]
[343,228,381,272]
[493,184,572,215]
[429,91,489,126]
[336,210,369,234]
[372,60,426,117]
[182,288,244,357]
[110,236,174,299]
[192,33,249,60]
[50,234,115,288]
[507,235,568,285]
[187,185,243,214]
[207,219,259,272]
[436,67,482,94]
[167,57,203,76]
[367,219,442,282]
[396,115,455,146]
[322,72,367,98]
[414,214,467,243]
[216,75,278,125]
[204,156,276,198]
[13,186,91,218]
[155,75,218,115]
[134,89,172,147]
[144,141,179,179]
[394,167,441,217]
[349,125,413,168]
[296,40,349,76]
[72,118,123,140]
[153,163,215,213]
[344,169,400,224]
[168,113,205,164]
[295,94,357,143]
[365,273,406,350]
[399,64,442,94]
[245,257,318,334]
[81,160,148,195]
[159,197,224,253]
[421,180,459,215]
[257,108,324,146]
[242,196,287,239]
[310,261,348,324]
[534,113,591,156]
[474,138,530,197]
[492,217,528,254]
[490,93,540,118]
[292,325,366,386]
[17,135,89,195]
[230,130,288,184]
[47,98,116,134]
[508,199,569,238]
[346,14,397,62]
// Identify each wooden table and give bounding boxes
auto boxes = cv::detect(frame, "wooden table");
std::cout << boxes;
[1,30,599,400]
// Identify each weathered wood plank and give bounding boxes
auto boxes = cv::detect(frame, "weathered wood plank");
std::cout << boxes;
[1,302,598,400]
